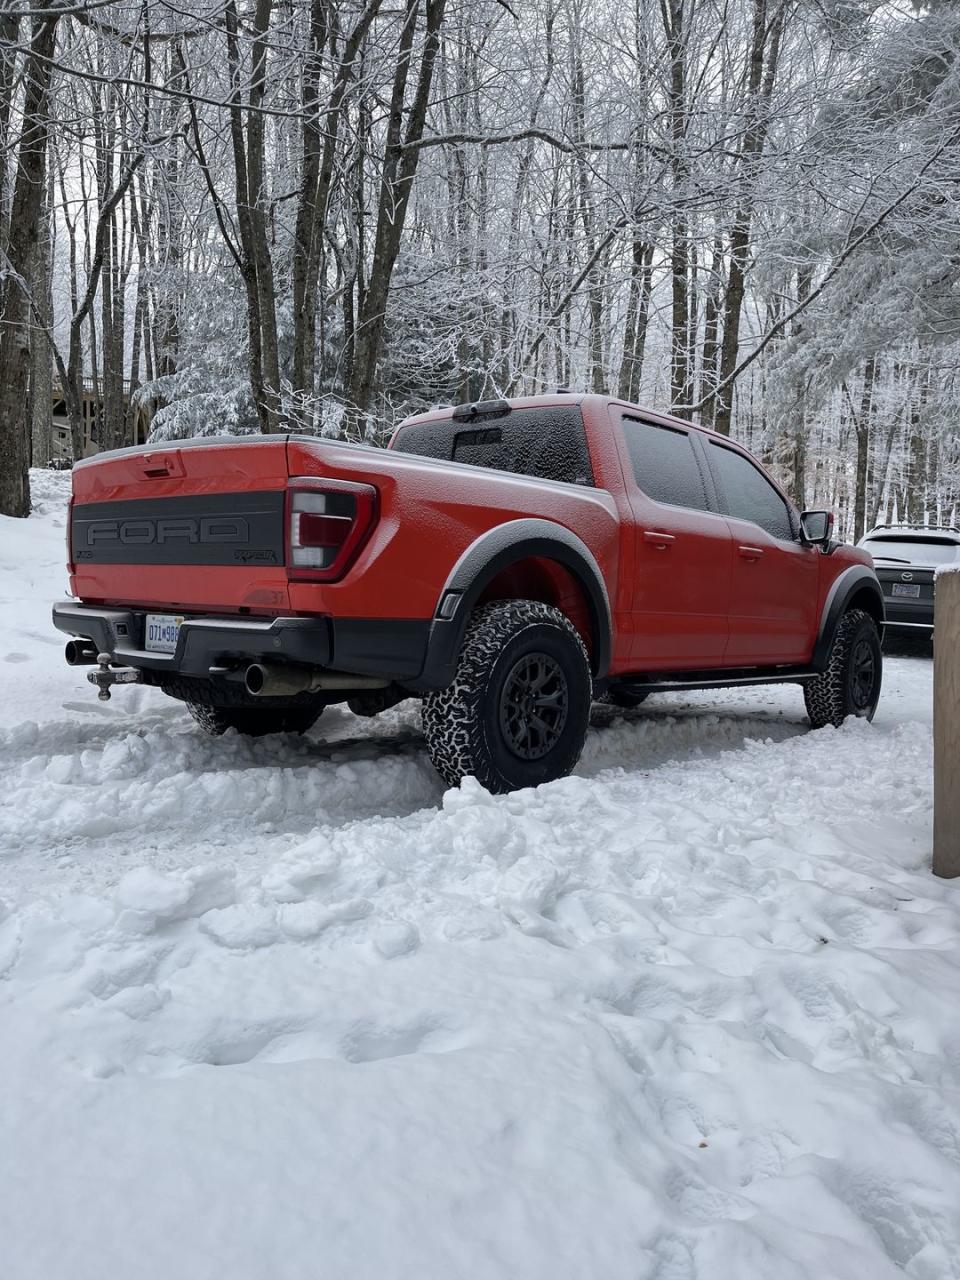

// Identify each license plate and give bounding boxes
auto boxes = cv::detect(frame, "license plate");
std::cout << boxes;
[891,583,921,599]
[145,613,184,653]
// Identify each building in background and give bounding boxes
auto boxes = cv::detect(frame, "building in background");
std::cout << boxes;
[50,379,153,462]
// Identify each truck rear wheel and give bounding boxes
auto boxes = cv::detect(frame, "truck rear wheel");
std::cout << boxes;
[186,703,323,738]
[422,600,592,794]
[804,608,882,729]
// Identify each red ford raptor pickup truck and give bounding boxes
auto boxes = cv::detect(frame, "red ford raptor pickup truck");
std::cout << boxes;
[53,394,884,792]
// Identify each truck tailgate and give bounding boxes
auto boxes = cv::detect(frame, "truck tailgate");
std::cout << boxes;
[69,439,292,613]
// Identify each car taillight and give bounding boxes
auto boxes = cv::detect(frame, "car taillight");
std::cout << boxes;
[285,478,377,582]
[66,496,74,574]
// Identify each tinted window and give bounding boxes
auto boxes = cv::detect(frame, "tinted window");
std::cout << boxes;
[622,417,709,511]
[861,537,960,567]
[394,406,594,486]
[709,443,794,541]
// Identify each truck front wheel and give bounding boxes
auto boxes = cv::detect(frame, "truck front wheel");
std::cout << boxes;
[422,600,592,794]
[804,607,882,729]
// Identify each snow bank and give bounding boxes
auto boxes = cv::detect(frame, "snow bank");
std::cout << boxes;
[1,472,957,1280]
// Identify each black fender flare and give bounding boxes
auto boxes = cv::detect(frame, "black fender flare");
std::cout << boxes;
[411,518,613,692]
[812,564,885,669]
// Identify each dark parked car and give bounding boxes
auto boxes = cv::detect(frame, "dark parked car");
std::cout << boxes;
[858,525,960,636]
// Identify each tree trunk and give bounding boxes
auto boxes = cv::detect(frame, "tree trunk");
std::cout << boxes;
[853,355,876,541]
[618,239,653,402]
[712,0,784,436]
[0,10,21,250]
[64,147,146,462]
[348,0,447,426]
[291,0,331,407]
[29,177,54,468]
[697,232,724,422]
[663,0,691,414]
[0,16,57,517]
[791,418,806,509]
[292,0,384,409]
[568,27,605,396]
[246,0,282,429]
[225,0,282,432]
[904,364,929,525]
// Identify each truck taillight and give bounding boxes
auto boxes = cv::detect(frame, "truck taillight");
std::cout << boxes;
[66,496,74,574]
[285,478,377,582]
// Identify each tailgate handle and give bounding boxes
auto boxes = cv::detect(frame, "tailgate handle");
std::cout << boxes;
[137,451,184,480]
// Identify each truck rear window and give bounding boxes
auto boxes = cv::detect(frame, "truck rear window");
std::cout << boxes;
[394,406,594,487]
[861,536,960,567]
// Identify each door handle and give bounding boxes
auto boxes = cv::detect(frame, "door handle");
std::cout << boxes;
[738,545,764,560]
[643,531,677,550]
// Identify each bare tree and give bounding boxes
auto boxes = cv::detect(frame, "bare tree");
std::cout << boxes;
[0,11,57,516]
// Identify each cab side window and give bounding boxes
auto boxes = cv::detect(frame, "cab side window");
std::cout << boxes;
[708,442,794,541]
[622,417,710,511]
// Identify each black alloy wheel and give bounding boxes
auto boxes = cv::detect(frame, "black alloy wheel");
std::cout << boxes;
[849,637,878,713]
[498,653,569,760]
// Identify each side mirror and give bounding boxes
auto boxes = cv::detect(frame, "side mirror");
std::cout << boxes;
[800,509,834,547]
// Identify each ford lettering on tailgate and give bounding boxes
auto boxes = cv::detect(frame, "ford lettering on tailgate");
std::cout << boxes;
[72,492,284,566]
[86,516,250,546]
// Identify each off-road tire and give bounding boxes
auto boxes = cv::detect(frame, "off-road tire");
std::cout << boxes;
[804,608,882,729]
[185,702,323,738]
[422,599,592,794]
[601,687,649,709]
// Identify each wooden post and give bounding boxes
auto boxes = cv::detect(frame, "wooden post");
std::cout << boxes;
[934,568,960,877]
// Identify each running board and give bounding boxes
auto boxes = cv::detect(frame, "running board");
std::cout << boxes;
[613,668,820,695]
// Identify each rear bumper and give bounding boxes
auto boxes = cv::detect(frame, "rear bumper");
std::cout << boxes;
[52,601,430,682]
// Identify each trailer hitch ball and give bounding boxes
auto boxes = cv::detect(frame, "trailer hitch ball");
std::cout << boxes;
[94,652,114,701]
[86,653,143,702]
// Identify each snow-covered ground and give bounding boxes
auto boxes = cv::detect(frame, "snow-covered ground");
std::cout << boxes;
[1,471,957,1280]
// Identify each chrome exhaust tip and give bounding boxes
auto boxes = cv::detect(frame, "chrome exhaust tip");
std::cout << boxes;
[65,639,99,666]
[244,662,315,698]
